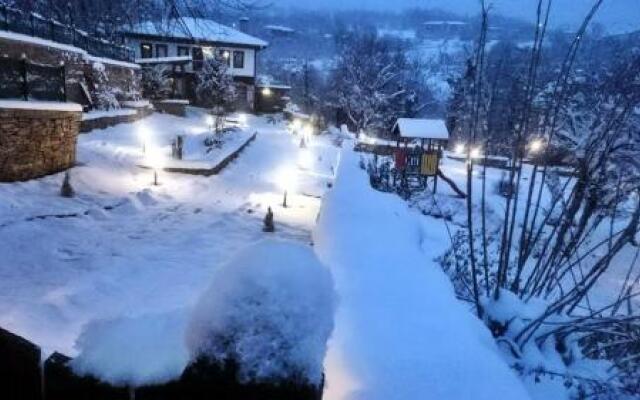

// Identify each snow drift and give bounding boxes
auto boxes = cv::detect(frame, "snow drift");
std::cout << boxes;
[71,311,189,386]
[186,239,336,385]
[314,149,530,400]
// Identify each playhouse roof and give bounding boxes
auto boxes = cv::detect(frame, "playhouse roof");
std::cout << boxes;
[393,118,449,140]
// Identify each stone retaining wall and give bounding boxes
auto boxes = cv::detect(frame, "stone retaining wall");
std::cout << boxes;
[0,108,80,182]
[79,107,153,133]
[153,101,188,117]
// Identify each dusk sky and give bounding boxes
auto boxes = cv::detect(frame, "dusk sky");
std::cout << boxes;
[275,0,640,32]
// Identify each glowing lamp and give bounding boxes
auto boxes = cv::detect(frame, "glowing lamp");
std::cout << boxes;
[276,167,297,207]
[455,143,465,155]
[470,147,482,159]
[529,138,544,153]
[298,149,313,170]
[146,148,165,186]
[262,87,272,97]
[137,125,150,153]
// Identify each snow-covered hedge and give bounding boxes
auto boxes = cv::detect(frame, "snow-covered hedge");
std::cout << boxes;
[186,239,335,385]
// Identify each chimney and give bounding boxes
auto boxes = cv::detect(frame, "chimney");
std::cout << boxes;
[239,17,249,33]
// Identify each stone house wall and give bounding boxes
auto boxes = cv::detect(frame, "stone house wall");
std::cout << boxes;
[0,107,80,182]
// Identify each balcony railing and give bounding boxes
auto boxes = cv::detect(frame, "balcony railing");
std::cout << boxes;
[0,5,134,62]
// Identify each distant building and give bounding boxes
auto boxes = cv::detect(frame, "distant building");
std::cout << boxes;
[418,21,468,39]
[122,17,268,110]
[255,83,291,113]
[264,25,296,38]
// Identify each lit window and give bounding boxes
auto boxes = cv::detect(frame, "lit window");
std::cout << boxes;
[140,43,152,58]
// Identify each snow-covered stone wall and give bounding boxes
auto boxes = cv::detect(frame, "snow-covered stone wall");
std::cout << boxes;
[0,103,80,181]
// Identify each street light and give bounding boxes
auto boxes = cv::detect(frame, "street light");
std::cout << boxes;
[529,138,545,153]
[206,115,214,132]
[276,166,297,208]
[291,119,302,133]
[238,113,248,127]
[455,143,465,155]
[137,125,150,154]
[146,148,165,186]
[470,147,482,159]
[298,148,313,170]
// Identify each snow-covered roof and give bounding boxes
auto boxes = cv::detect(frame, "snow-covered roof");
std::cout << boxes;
[265,25,295,33]
[393,118,449,140]
[423,21,467,26]
[127,18,268,48]
[257,83,291,90]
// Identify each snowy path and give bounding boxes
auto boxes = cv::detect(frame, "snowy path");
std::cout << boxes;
[0,112,338,357]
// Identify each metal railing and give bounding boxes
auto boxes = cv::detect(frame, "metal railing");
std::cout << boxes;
[0,58,66,101]
[0,5,134,62]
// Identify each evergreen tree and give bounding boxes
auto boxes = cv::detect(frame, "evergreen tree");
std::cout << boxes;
[195,58,236,110]
[60,171,74,198]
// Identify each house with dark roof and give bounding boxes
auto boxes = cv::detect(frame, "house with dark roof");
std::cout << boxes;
[122,17,268,110]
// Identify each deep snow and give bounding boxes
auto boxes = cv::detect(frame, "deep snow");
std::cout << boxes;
[0,110,338,368]
[314,148,530,400]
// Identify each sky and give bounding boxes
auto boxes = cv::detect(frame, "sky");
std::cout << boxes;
[274,0,640,33]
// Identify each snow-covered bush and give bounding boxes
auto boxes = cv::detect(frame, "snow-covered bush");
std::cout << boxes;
[141,65,171,100]
[195,58,236,110]
[186,239,335,385]
[91,62,120,110]
[70,311,190,386]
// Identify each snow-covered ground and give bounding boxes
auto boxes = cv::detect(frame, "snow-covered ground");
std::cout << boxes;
[4,109,629,397]
[0,110,338,363]
[315,148,530,400]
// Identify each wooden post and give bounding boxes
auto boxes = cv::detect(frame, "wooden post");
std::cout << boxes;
[21,59,28,101]
[61,64,67,102]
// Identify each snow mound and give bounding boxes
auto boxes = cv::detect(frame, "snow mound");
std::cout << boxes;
[186,239,335,385]
[71,311,189,386]
[314,148,530,400]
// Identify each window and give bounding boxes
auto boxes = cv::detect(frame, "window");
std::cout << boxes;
[140,43,152,58]
[233,50,244,69]
[216,49,231,66]
[155,44,168,58]
[192,47,203,71]
[177,46,190,57]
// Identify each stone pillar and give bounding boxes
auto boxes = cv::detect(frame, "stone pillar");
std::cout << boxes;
[0,107,81,182]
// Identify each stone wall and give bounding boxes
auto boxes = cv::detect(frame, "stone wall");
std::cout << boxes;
[0,108,80,182]
[80,107,153,133]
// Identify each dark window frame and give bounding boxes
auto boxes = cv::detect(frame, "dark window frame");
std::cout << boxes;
[140,42,153,59]
[232,50,244,69]
[177,46,190,57]
[192,47,204,71]
[155,44,168,58]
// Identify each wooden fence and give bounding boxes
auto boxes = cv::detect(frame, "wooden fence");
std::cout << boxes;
[0,5,134,62]
[0,325,323,400]
[0,58,66,101]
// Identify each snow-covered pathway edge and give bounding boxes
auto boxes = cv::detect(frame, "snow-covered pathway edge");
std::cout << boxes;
[314,148,530,400]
